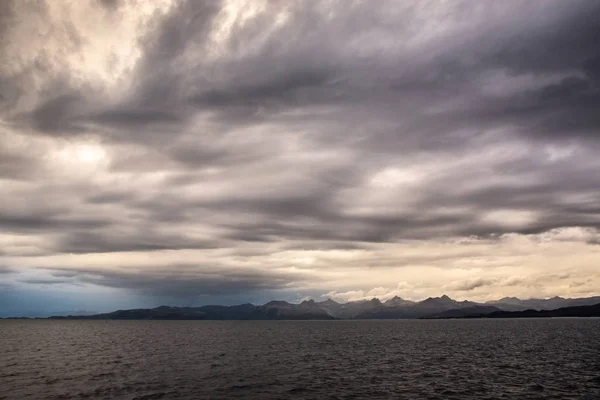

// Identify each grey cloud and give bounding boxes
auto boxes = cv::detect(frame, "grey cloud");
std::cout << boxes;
[55,231,220,254]
[487,2,600,75]
[1,0,600,301]
[0,149,39,181]
[447,2,600,141]
[458,75,600,141]
[124,1,223,108]
[39,140,597,254]
[500,277,527,287]
[85,191,135,205]
[29,94,87,134]
[189,68,336,110]
[44,265,313,298]
[20,278,76,285]
[21,96,187,144]
[51,271,80,278]
[449,278,497,292]
[89,108,183,127]
[98,0,119,10]
[569,281,587,288]
[0,211,110,233]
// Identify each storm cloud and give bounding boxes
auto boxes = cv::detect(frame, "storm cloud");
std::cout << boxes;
[1,0,600,313]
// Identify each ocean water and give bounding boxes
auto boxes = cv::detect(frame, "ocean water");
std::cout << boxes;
[1,319,599,399]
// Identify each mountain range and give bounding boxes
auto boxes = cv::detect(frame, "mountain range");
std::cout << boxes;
[44,295,600,320]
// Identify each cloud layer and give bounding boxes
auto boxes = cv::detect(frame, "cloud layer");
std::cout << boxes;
[1,0,600,313]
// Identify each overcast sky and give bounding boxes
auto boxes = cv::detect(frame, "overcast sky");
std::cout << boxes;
[1,0,600,315]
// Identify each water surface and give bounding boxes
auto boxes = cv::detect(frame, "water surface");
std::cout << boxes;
[2,319,599,399]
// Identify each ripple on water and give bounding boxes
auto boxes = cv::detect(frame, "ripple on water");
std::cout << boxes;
[0,319,599,399]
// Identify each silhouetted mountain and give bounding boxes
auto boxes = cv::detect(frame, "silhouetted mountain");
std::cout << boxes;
[354,295,478,319]
[421,305,502,319]
[416,295,477,311]
[470,303,600,318]
[323,298,383,319]
[316,298,342,317]
[384,296,415,307]
[55,306,208,320]
[257,299,334,319]
[490,296,524,306]
[45,295,600,320]
[482,302,529,312]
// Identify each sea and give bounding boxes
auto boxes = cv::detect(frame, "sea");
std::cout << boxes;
[1,319,599,399]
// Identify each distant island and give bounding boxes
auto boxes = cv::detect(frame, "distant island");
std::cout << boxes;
[457,303,600,319]
[33,295,600,321]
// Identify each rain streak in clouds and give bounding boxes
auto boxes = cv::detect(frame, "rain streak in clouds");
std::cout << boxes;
[1,0,600,315]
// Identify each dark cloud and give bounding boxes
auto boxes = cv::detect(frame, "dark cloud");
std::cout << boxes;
[0,149,39,181]
[124,0,223,108]
[189,68,335,109]
[98,0,119,10]
[43,265,314,298]
[55,231,220,254]
[29,94,88,134]
[89,108,183,127]
[0,211,110,233]
[1,0,600,304]
[85,191,134,205]
[19,278,75,285]
[449,278,497,292]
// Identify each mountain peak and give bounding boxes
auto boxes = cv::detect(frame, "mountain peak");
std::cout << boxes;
[421,295,456,305]
[40,294,600,320]
[384,295,403,303]
[263,300,290,307]
[384,296,415,307]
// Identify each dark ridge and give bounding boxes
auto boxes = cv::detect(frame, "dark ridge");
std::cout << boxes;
[41,296,600,321]
[471,303,600,319]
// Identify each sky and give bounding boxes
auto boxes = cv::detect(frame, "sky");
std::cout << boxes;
[1,0,600,316]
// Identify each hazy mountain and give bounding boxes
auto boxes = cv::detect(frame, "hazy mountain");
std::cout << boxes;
[258,300,334,319]
[354,295,478,319]
[315,298,343,317]
[384,296,415,307]
[415,295,477,311]
[334,298,384,319]
[421,305,502,319]
[489,297,523,305]
[486,296,600,311]
[46,295,600,320]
